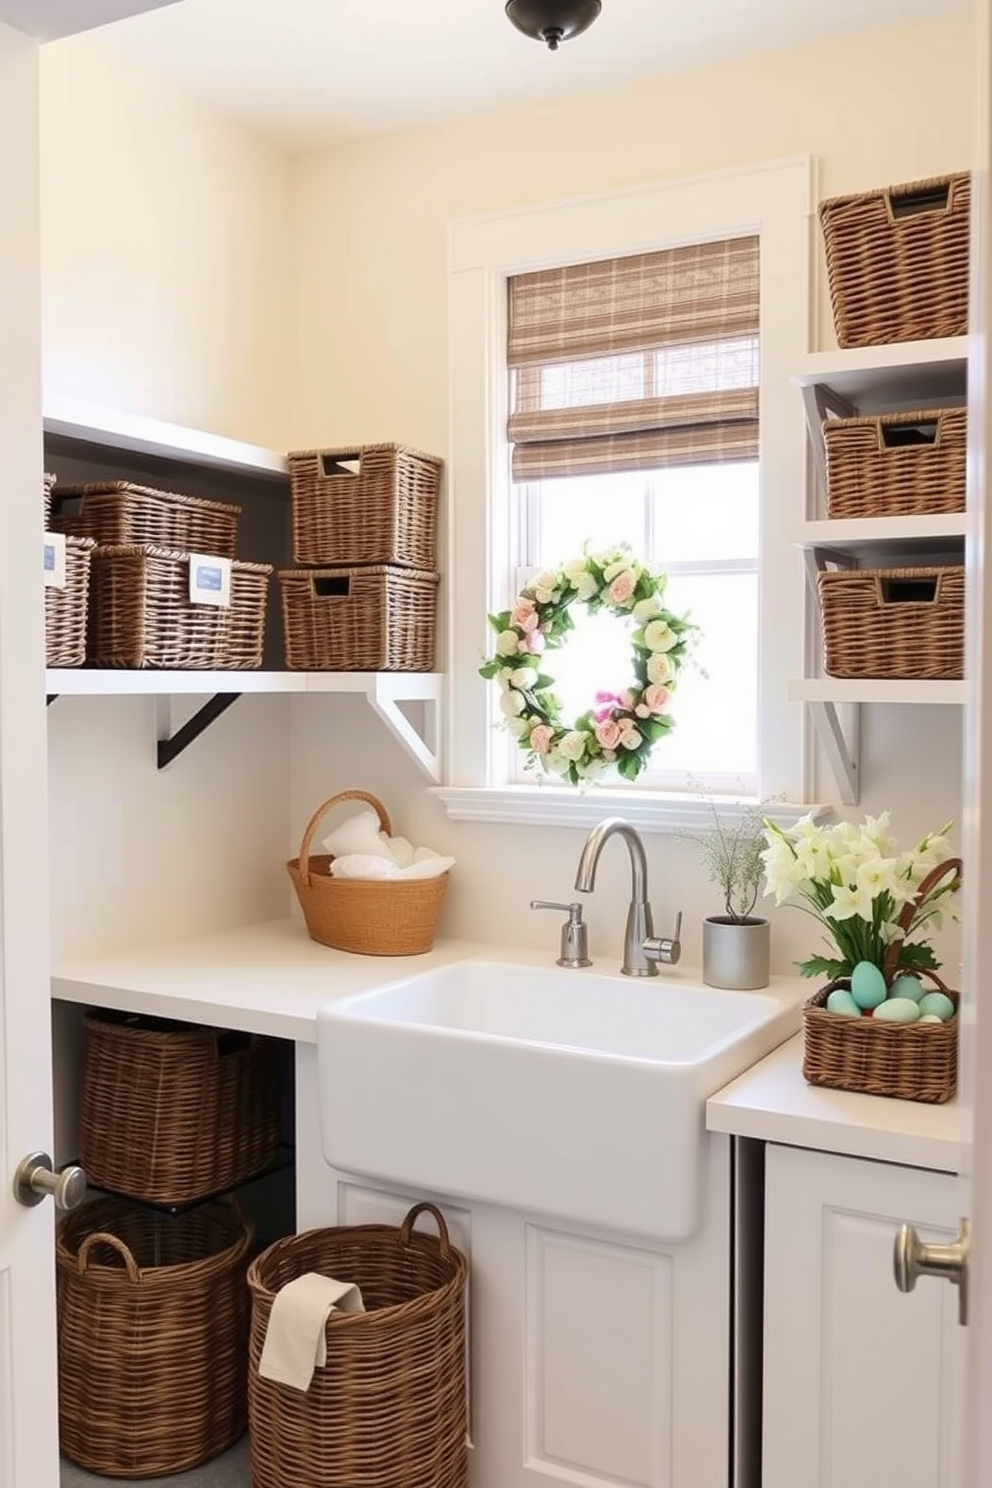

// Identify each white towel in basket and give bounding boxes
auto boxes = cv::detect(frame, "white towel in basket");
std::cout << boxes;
[258,1272,365,1392]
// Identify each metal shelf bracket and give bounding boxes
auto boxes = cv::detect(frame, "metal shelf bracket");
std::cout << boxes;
[156,693,241,769]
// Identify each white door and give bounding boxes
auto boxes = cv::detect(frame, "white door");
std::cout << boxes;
[0,18,61,1488]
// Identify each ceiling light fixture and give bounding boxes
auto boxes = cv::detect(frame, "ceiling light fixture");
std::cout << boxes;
[504,0,602,50]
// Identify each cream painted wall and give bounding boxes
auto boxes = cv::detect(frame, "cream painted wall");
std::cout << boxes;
[39,35,292,449]
[287,10,972,976]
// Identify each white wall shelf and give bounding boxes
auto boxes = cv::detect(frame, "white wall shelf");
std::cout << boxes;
[45,671,445,779]
[43,398,288,483]
[791,340,968,806]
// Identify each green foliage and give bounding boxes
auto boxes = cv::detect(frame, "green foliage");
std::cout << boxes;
[684,790,771,924]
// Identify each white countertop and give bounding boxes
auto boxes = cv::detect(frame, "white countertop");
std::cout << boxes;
[51,916,962,1173]
[706,1035,963,1174]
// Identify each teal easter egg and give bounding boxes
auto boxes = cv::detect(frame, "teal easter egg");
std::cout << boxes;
[826,988,861,1017]
[918,991,956,1023]
[850,960,887,1011]
[889,974,924,1003]
[919,1014,944,1024]
[873,997,922,1024]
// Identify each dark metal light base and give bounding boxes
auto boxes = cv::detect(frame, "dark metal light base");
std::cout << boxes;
[505,0,602,49]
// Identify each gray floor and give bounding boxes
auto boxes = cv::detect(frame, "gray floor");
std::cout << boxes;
[60,1438,250,1487]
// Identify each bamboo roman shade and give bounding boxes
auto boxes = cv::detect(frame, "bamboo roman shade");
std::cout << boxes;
[507,235,760,481]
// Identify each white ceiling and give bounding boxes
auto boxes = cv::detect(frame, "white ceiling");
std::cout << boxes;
[88,0,964,153]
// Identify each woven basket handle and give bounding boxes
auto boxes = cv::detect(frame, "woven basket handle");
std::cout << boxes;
[399,1202,453,1260]
[77,1231,142,1283]
[884,180,953,222]
[297,790,393,890]
[882,856,963,984]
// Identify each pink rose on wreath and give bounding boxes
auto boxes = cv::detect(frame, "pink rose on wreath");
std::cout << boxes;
[512,604,540,632]
[520,630,546,654]
[511,597,535,625]
[595,719,623,750]
[617,719,642,750]
[609,571,636,605]
[529,723,554,754]
[643,683,671,714]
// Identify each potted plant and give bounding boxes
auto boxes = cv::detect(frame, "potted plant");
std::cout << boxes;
[687,794,771,990]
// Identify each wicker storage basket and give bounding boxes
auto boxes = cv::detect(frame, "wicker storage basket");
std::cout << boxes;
[45,535,95,667]
[824,406,967,520]
[88,543,272,669]
[802,860,962,1103]
[79,1010,281,1206]
[51,481,240,557]
[248,1202,468,1488]
[287,789,448,956]
[280,563,438,672]
[43,471,56,527]
[289,444,442,568]
[57,1196,253,1478]
[818,565,964,679]
[820,172,970,347]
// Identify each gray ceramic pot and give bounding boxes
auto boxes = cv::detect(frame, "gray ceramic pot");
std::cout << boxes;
[702,915,771,991]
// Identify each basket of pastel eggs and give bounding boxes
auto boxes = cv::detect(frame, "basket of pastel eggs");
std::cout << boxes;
[761,813,963,1104]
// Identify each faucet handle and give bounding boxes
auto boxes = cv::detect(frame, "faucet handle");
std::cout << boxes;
[530,900,592,969]
[644,910,682,967]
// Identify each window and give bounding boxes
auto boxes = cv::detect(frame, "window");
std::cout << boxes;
[442,159,812,827]
[506,236,760,792]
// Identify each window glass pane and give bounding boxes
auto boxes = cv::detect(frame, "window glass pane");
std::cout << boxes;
[650,463,758,564]
[533,471,647,561]
[653,334,758,396]
[539,354,645,409]
[644,571,758,778]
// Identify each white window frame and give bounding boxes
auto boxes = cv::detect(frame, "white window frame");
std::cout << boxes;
[435,156,816,830]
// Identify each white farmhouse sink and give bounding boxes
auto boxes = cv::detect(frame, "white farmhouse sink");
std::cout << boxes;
[317,959,801,1241]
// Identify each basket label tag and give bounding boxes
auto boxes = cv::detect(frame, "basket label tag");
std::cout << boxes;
[189,553,232,607]
[43,531,66,589]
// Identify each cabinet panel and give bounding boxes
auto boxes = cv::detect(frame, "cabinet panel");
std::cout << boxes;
[763,1144,965,1488]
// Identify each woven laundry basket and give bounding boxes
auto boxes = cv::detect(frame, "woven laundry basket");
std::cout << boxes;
[45,534,95,666]
[823,406,967,520]
[819,172,970,347]
[248,1202,468,1488]
[79,1009,281,1206]
[279,563,438,672]
[818,565,965,679]
[287,789,448,955]
[57,1196,253,1479]
[51,481,240,557]
[288,443,442,568]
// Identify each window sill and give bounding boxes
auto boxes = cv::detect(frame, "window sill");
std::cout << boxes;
[431,785,829,831]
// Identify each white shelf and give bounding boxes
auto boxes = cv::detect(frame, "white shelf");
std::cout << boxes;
[796,513,967,556]
[789,678,966,705]
[793,337,968,405]
[43,397,288,483]
[45,670,445,780]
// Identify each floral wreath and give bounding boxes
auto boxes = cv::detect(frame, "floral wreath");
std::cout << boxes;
[479,546,695,785]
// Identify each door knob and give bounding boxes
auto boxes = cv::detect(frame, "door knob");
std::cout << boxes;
[893,1218,970,1326]
[13,1151,87,1211]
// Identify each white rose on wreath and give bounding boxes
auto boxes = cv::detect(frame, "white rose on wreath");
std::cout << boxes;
[478,545,697,786]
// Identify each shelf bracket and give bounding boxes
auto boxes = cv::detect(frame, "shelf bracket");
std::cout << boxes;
[366,675,442,782]
[46,694,58,707]
[156,692,241,769]
[808,699,860,806]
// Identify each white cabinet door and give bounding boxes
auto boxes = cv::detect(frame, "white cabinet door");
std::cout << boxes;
[763,1144,966,1488]
[0,21,62,1488]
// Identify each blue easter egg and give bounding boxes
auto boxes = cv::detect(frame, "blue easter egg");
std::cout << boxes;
[918,991,956,1023]
[826,988,861,1018]
[889,974,925,1003]
[850,960,887,1011]
[873,998,922,1024]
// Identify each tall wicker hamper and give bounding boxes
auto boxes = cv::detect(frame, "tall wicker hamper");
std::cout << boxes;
[248,1203,468,1488]
[79,1010,281,1207]
[819,172,970,347]
[289,444,442,568]
[56,1196,254,1478]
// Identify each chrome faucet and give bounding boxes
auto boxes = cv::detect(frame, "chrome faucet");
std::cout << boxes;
[574,817,682,977]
